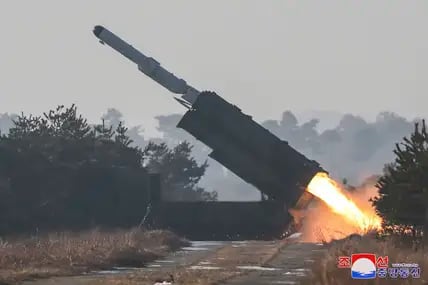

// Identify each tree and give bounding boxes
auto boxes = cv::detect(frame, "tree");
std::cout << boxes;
[101,108,146,148]
[337,114,367,134]
[155,114,191,144]
[280,111,298,130]
[372,120,428,239]
[351,127,381,161]
[143,141,217,201]
[0,113,18,135]
[102,108,124,130]
[126,125,146,148]
[0,104,216,234]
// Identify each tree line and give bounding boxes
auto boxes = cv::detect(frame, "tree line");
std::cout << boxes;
[147,110,419,200]
[0,105,215,234]
[1,105,427,235]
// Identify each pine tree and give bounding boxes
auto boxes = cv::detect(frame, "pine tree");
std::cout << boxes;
[143,141,217,201]
[372,120,428,238]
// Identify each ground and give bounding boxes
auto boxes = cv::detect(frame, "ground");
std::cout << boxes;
[0,229,188,285]
[18,237,326,285]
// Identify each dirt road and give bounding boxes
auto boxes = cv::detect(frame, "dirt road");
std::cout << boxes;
[222,242,326,285]
[20,239,325,285]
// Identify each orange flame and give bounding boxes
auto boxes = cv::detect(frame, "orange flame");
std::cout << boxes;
[306,172,382,232]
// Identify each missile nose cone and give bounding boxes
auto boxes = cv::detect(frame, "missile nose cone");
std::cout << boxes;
[93,25,104,37]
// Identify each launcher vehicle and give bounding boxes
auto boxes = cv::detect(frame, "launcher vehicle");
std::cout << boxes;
[93,25,326,214]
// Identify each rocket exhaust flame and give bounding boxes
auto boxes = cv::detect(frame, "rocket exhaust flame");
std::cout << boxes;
[306,172,382,233]
[94,26,381,240]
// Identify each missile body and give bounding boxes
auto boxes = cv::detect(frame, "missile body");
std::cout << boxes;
[93,26,199,104]
[93,25,326,208]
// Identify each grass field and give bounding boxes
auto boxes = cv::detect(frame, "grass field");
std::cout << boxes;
[0,228,188,284]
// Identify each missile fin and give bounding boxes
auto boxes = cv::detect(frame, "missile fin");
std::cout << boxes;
[174,97,192,109]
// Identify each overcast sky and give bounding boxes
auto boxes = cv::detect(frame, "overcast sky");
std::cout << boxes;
[1,1,427,136]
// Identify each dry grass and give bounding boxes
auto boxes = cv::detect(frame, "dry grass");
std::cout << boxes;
[89,269,240,285]
[301,233,428,285]
[89,240,288,285]
[0,228,188,284]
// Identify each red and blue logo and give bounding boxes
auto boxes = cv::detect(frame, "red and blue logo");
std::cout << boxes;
[338,253,420,279]
[351,253,376,279]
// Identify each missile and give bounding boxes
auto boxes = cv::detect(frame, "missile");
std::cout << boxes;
[93,25,200,104]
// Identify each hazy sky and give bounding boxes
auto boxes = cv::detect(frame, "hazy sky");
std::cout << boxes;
[1,1,427,136]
